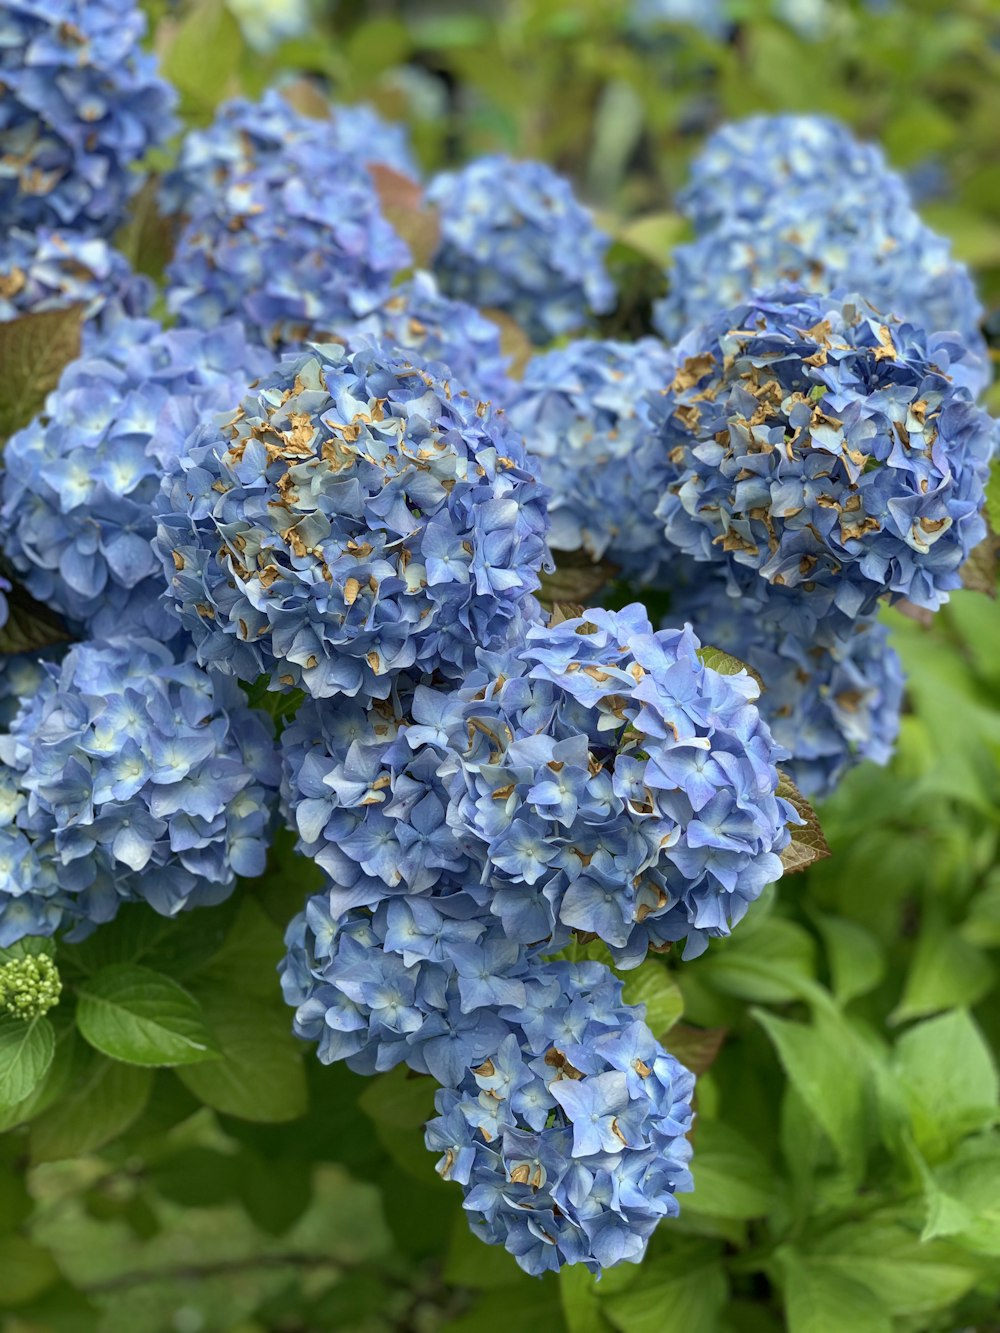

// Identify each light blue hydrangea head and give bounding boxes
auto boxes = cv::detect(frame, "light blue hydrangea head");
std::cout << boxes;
[346,271,512,407]
[156,342,551,700]
[0,228,152,326]
[631,0,729,37]
[670,567,905,799]
[160,87,418,219]
[508,338,678,582]
[1,316,267,644]
[427,959,695,1275]
[0,637,280,946]
[441,604,793,964]
[647,291,994,618]
[165,134,411,354]
[427,155,616,345]
[0,0,177,234]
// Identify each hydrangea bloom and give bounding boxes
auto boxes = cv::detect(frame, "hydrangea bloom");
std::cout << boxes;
[165,136,410,353]
[631,0,728,37]
[156,343,550,700]
[1,317,266,642]
[508,338,676,581]
[225,0,310,52]
[0,638,280,946]
[658,115,988,390]
[280,684,481,917]
[427,156,615,345]
[348,271,512,406]
[671,569,904,798]
[427,960,695,1275]
[647,292,994,617]
[441,605,792,963]
[0,0,177,234]
[0,228,151,326]
[0,650,63,730]
[677,115,910,233]
[160,88,418,219]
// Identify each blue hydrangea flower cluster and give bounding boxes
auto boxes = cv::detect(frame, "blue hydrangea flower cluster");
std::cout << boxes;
[631,0,729,37]
[0,228,151,325]
[442,605,793,964]
[164,125,411,352]
[348,271,512,407]
[0,638,280,947]
[427,156,616,345]
[160,88,418,220]
[656,117,989,392]
[508,338,677,581]
[427,961,695,1275]
[0,0,177,235]
[1,317,267,643]
[280,893,695,1274]
[646,291,995,619]
[156,343,551,700]
[670,568,905,798]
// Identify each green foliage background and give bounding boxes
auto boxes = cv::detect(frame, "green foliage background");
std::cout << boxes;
[4,1,1000,1330]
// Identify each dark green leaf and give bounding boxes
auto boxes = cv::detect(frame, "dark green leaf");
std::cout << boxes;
[0,1236,59,1308]
[0,576,72,655]
[0,304,82,444]
[30,1055,152,1161]
[0,1014,54,1109]
[539,551,620,609]
[697,645,765,691]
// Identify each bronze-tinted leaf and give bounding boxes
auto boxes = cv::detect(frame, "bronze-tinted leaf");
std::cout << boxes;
[667,1024,727,1076]
[538,551,619,610]
[777,770,831,875]
[480,308,533,380]
[961,518,999,597]
[0,304,83,445]
[370,163,440,271]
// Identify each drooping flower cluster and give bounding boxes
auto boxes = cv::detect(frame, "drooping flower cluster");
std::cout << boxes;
[0,638,280,947]
[156,343,550,699]
[1,317,266,643]
[427,961,695,1275]
[655,116,989,393]
[348,271,512,406]
[427,156,616,345]
[0,228,150,326]
[160,88,418,220]
[670,568,905,798]
[0,0,176,235]
[164,120,411,352]
[442,606,793,964]
[508,338,677,580]
[645,291,994,618]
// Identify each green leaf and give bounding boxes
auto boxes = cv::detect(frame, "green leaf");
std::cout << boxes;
[601,1240,728,1333]
[699,918,817,1004]
[176,987,307,1123]
[686,1120,778,1219]
[539,551,620,609]
[444,1211,526,1291]
[159,0,244,111]
[192,898,286,1000]
[615,211,688,266]
[920,1134,1000,1254]
[777,771,831,875]
[0,1015,54,1109]
[0,304,82,444]
[959,523,999,596]
[697,645,764,691]
[0,1236,59,1308]
[621,960,684,1038]
[148,1146,242,1209]
[893,1009,999,1159]
[560,1265,613,1333]
[30,1054,152,1161]
[358,1064,436,1130]
[754,1008,866,1166]
[778,1249,892,1333]
[986,459,1000,535]
[0,577,72,656]
[817,915,885,1005]
[891,920,995,1024]
[76,963,220,1066]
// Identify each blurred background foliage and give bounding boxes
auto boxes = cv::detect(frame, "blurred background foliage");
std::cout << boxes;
[4,0,1000,1330]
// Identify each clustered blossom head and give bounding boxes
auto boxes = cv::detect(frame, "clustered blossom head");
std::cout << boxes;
[348,271,512,406]
[427,960,695,1275]
[656,115,989,392]
[1,316,266,643]
[165,135,410,353]
[427,156,616,345]
[0,950,61,1018]
[508,338,677,581]
[0,228,151,325]
[0,0,177,235]
[160,88,418,220]
[0,638,280,947]
[156,343,551,700]
[670,568,904,798]
[442,604,792,964]
[646,291,994,618]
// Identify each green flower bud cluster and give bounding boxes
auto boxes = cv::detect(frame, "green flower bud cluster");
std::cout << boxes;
[0,953,61,1021]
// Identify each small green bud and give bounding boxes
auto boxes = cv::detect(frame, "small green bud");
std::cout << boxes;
[0,953,62,1020]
